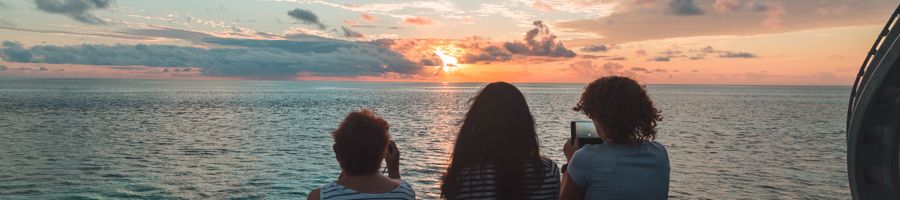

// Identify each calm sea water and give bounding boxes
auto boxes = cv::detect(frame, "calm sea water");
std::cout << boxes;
[0,78,849,199]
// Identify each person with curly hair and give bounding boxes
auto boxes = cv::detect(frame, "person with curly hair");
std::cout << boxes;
[559,76,670,200]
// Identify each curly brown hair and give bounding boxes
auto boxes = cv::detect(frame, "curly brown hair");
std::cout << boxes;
[573,76,661,146]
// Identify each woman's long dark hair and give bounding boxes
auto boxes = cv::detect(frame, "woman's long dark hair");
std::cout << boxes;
[440,82,545,199]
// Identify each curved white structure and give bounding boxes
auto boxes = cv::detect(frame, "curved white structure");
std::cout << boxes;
[847,4,900,200]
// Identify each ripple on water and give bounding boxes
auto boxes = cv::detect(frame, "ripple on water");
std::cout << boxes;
[0,80,851,199]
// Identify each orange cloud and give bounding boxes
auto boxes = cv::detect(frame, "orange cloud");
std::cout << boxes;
[532,0,554,11]
[403,16,433,25]
[361,13,377,22]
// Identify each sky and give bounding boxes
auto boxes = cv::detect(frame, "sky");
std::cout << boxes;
[0,0,897,85]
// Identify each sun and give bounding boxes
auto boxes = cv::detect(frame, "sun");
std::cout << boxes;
[434,48,461,72]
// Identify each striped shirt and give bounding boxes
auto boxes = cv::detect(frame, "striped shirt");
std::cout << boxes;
[319,180,416,200]
[447,158,560,200]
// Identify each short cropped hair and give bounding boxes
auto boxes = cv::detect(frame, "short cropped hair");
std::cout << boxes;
[332,109,390,176]
[574,76,661,145]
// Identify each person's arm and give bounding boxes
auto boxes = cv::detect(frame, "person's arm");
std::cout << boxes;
[385,141,401,179]
[306,188,321,200]
[559,137,585,199]
[559,172,585,200]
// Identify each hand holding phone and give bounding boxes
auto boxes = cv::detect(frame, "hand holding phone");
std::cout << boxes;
[384,141,401,179]
[564,137,578,162]
[570,121,603,148]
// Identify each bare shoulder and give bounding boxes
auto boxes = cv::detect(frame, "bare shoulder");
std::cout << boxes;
[306,188,321,200]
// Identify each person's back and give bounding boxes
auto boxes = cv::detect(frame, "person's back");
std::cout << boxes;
[568,141,669,199]
[318,179,415,200]
[306,109,415,200]
[449,158,560,199]
[559,76,669,200]
[440,82,560,200]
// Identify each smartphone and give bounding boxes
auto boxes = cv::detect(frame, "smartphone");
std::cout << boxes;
[570,121,603,148]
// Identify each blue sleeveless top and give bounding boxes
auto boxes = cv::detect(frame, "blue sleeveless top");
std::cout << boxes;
[319,180,416,200]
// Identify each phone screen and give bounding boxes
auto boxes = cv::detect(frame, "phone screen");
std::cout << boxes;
[571,121,603,147]
[574,121,599,139]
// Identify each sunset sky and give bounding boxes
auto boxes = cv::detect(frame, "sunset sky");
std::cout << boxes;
[0,0,897,85]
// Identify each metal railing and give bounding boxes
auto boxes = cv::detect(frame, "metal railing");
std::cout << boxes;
[848,5,900,127]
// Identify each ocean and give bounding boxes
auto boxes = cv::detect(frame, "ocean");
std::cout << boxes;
[0,78,850,199]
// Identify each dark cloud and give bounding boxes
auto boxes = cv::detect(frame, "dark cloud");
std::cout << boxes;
[719,51,757,58]
[461,46,512,63]
[715,0,771,13]
[0,66,37,71]
[502,21,576,57]
[204,38,360,53]
[370,23,576,66]
[654,46,758,61]
[606,56,626,60]
[34,0,112,24]
[418,59,436,66]
[1,41,34,61]
[579,55,606,59]
[631,67,650,73]
[648,56,670,62]
[669,0,704,16]
[340,26,365,38]
[117,26,215,42]
[287,8,326,29]
[0,39,423,78]
[581,44,609,52]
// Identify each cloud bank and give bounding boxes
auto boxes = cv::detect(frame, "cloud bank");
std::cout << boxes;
[375,21,576,66]
[34,0,112,24]
[0,39,422,78]
[558,0,897,44]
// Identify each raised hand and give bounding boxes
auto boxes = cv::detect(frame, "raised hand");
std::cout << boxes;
[385,141,401,179]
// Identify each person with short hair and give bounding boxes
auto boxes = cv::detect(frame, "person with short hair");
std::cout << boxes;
[306,109,415,200]
[559,76,670,200]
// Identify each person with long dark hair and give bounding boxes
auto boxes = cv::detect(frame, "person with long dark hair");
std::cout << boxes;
[440,82,560,199]
[559,76,669,199]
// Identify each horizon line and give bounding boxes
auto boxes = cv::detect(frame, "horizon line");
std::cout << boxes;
[0,76,854,87]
